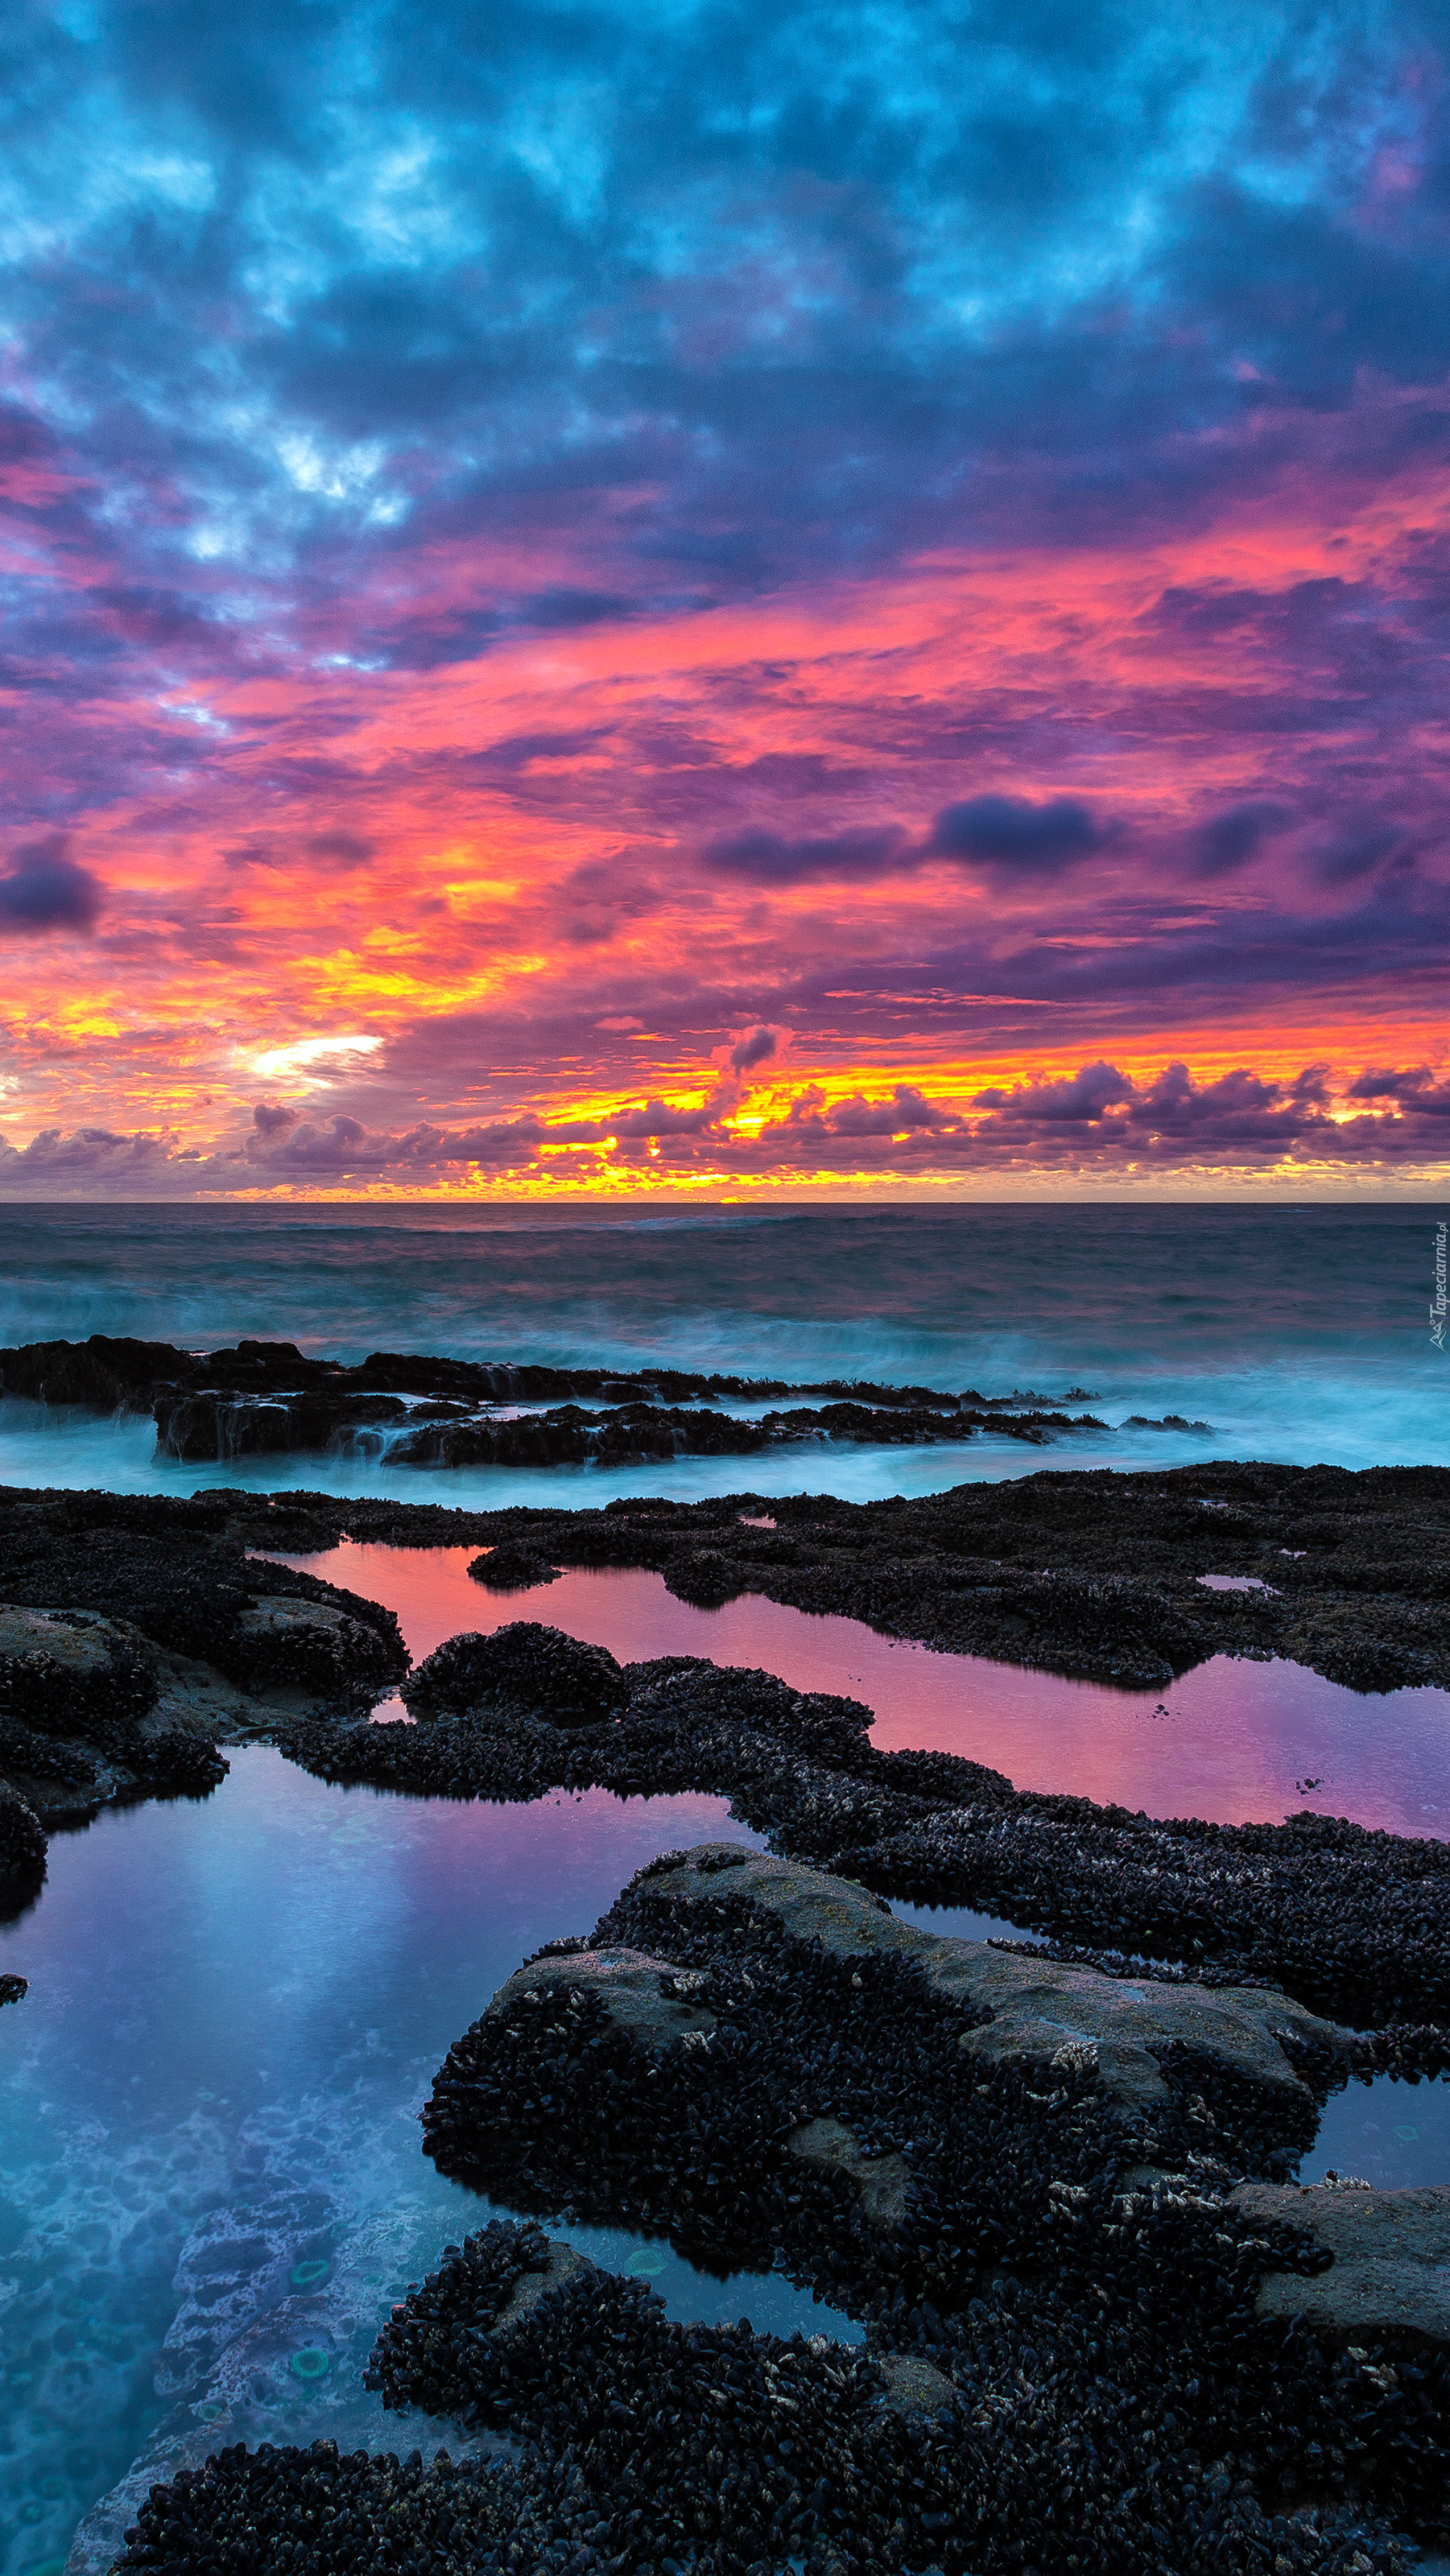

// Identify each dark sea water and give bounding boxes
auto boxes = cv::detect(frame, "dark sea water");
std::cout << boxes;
[0,1202,1444,1501]
[0,1202,1447,2574]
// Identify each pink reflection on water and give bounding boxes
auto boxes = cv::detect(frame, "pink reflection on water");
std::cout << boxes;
[266,1542,1450,1840]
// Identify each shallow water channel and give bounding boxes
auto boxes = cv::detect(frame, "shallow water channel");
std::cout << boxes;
[0,1545,1447,2574]
[279,1538,1450,1838]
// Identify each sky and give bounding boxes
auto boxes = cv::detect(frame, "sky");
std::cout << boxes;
[1,0,1448,1199]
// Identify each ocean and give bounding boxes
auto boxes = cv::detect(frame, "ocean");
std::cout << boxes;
[0,1199,1444,1501]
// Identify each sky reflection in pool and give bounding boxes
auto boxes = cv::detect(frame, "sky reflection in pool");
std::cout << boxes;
[0,1750,863,2576]
[1302,2075,1450,2193]
[4,1533,1444,2570]
[271,1541,1450,1836]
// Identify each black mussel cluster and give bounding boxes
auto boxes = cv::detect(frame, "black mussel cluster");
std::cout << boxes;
[105,1860,1450,2576]
[403,1622,629,1724]
[0,1616,159,1732]
[219,1575,407,1703]
[277,1633,1450,2033]
[366,2219,969,2575]
[0,1970,26,2004]
[405,1882,1448,2572]
[0,1503,407,1699]
[116,2258,1440,2576]
[127,1727,231,1794]
[420,1881,1318,2299]
[469,1543,562,1590]
[0,1709,100,1789]
[0,1785,43,1882]
[359,2214,1441,2576]
[0,1613,229,1840]
[109,2436,548,2576]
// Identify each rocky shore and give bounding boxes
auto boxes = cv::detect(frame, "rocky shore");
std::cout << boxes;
[4,1455,1447,1695]
[2,1462,1448,2572]
[112,1847,1450,2576]
[0,1331,1129,1466]
[277,1622,1450,2029]
[0,1490,406,1856]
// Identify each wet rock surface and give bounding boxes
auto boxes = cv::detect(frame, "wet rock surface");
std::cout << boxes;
[1233,2180,1450,2349]
[277,1633,1450,2029]
[159,1458,1450,1695]
[0,1329,1109,1467]
[0,1490,409,1864]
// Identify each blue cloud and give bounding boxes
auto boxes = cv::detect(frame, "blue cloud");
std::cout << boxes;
[927,795,1100,873]
[0,836,101,932]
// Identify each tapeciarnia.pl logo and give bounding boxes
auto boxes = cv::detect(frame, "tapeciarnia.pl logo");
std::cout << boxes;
[1434,1220,1447,1352]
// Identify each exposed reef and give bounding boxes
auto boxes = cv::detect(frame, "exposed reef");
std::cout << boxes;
[5,1459,1444,1694]
[91,1456,1450,1695]
[0,1491,408,1869]
[114,1850,1450,2576]
[276,1622,1450,2029]
[0,1330,1110,1466]
[8,1463,1450,2571]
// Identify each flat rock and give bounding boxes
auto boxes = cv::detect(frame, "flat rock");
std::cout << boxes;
[877,2352,956,2416]
[645,1846,1356,2112]
[491,2236,599,2333]
[488,1948,718,2056]
[787,2116,912,2230]
[1233,2179,1450,2348]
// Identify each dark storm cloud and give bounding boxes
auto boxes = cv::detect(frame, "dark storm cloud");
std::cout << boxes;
[827,1084,951,1136]
[0,836,102,932]
[305,830,376,867]
[973,1063,1136,1123]
[700,799,1103,888]
[926,796,1101,874]
[728,1025,780,1075]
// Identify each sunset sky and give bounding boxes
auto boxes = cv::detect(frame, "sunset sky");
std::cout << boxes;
[2,0,1448,1196]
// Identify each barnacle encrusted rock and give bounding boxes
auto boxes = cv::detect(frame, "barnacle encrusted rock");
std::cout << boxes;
[0,1521,407,1827]
[487,1944,719,2054]
[466,1542,561,1590]
[394,1858,1450,2576]
[0,1601,159,1730]
[642,1845,1356,2116]
[403,1621,628,1724]
[106,1844,1450,2576]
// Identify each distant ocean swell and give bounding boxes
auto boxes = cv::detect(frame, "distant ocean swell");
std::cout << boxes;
[0,1200,1444,1497]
